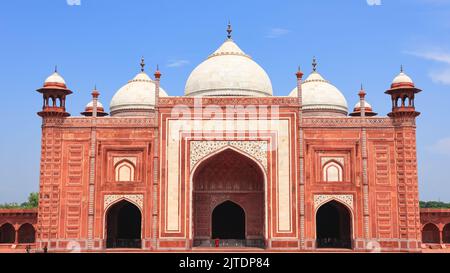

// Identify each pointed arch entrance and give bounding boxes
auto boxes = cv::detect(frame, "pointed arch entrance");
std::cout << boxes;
[212,201,246,240]
[422,223,440,244]
[316,200,352,249]
[0,223,15,244]
[105,200,142,249]
[192,148,265,248]
[18,223,35,244]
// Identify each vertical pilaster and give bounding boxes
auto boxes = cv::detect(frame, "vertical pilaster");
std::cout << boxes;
[296,68,305,249]
[359,89,370,241]
[152,67,161,249]
[87,90,99,250]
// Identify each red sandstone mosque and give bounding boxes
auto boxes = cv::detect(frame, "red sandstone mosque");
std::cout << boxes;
[1,25,449,253]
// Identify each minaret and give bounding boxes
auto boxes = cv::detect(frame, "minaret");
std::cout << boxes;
[37,68,72,117]
[386,66,422,250]
[36,68,72,250]
[385,66,421,121]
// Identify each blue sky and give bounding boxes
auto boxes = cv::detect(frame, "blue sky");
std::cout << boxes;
[0,0,449,203]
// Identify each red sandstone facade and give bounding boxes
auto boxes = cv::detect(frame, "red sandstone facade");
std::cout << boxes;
[24,70,423,253]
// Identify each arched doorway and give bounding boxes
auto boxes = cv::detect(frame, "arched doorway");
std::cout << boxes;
[106,200,142,249]
[422,223,440,244]
[18,224,35,244]
[0,223,15,244]
[443,224,450,244]
[316,201,352,249]
[212,201,245,240]
[193,148,265,248]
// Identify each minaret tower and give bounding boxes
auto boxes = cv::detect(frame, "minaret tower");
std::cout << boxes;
[36,68,72,250]
[37,68,72,117]
[385,66,421,122]
[385,66,422,251]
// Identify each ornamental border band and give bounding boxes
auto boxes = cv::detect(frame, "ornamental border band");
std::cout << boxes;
[1,24,448,253]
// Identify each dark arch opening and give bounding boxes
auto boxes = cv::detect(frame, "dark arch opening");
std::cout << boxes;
[193,148,265,248]
[106,200,142,249]
[212,201,246,240]
[0,223,15,244]
[18,224,35,244]
[422,223,440,244]
[316,201,352,249]
[443,224,450,244]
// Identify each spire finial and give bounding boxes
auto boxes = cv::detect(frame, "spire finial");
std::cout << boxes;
[296,65,304,79]
[92,84,100,98]
[154,64,162,80]
[400,64,404,73]
[359,83,366,99]
[227,21,232,39]
[54,65,58,73]
[312,56,317,72]
[140,57,145,72]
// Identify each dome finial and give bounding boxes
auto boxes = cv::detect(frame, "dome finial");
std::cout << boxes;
[154,64,161,80]
[359,83,366,98]
[400,64,404,73]
[227,21,233,39]
[312,56,317,72]
[140,57,145,72]
[54,65,58,73]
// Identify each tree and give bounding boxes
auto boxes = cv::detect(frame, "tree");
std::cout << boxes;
[0,193,39,209]
[420,201,450,209]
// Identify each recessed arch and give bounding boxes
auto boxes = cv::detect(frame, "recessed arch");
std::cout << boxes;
[422,223,440,244]
[443,223,450,244]
[105,200,142,249]
[191,147,266,248]
[315,200,353,249]
[18,223,35,244]
[0,223,15,244]
[322,160,343,182]
[114,160,135,182]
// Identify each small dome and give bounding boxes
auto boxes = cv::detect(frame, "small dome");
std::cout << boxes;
[110,72,168,116]
[289,72,348,116]
[185,39,273,97]
[350,98,377,117]
[86,100,104,109]
[45,72,66,85]
[354,100,372,109]
[392,71,413,85]
[82,99,108,117]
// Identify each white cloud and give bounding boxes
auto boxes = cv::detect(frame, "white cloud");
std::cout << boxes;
[367,0,382,6]
[405,48,450,85]
[265,28,291,39]
[67,0,81,6]
[428,137,450,156]
[429,68,450,85]
[167,59,189,68]
[405,50,450,64]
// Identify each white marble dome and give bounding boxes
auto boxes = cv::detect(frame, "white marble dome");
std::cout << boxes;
[392,71,413,85]
[185,39,273,97]
[45,72,66,85]
[110,71,168,116]
[289,72,348,116]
